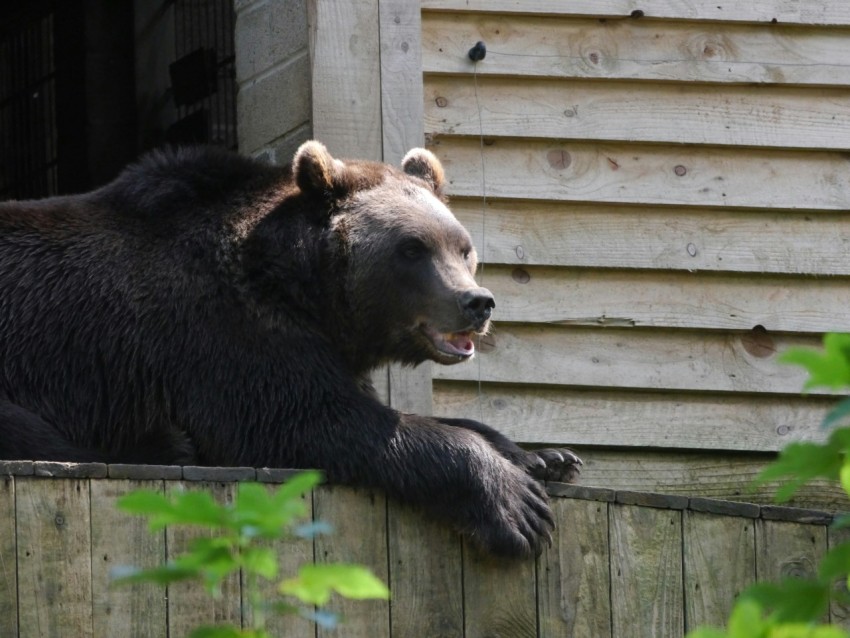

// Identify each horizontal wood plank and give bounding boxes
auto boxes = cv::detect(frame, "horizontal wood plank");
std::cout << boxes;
[421,1,850,26]
[426,76,850,150]
[477,265,850,333]
[430,137,850,210]
[432,382,833,452]
[422,13,850,85]
[433,324,821,395]
[576,448,849,511]
[455,200,850,276]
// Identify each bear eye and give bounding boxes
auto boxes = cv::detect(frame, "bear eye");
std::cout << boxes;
[462,248,471,260]
[400,239,428,261]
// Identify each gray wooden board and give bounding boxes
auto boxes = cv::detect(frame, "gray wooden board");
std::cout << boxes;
[90,479,167,638]
[539,497,611,638]
[829,525,850,628]
[610,503,684,638]
[387,500,463,638]
[16,477,94,638]
[683,510,756,631]
[0,477,16,637]
[166,481,242,636]
[313,484,391,638]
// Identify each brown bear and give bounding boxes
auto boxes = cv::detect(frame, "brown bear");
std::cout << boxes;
[0,141,581,557]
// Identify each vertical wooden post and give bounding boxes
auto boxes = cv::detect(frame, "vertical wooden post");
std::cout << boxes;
[0,476,17,637]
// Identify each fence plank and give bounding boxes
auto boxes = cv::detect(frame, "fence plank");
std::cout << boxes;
[421,1,850,25]
[755,519,827,583]
[610,503,684,638]
[90,479,167,638]
[16,477,93,638]
[829,526,850,628]
[166,481,242,637]
[314,485,391,638]
[433,382,831,452]
[579,449,849,512]
[422,13,850,84]
[426,77,850,150]
[463,542,538,638]
[432,137,850,211]
[0,477,17,638]
[387,501,464,637]
[538,497,611,638]
[455,200,850,277]
[477,265,850,333]
[434,324,819,395]
[683,511,756,631]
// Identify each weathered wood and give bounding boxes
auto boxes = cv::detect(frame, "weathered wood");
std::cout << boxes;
[313,485,391,638]
[426,76,850,150]
[90,479,167,638]
[166,481,242,637]
[683,511,756,631]
[421,1,850,25]
[0,477,17,638]
[387,501,463,637]
[308,0,382,159]
[434,323,819,395]
[538,497,611,638]
[432,381,832,452]
[610,503,684,638]
[476,265,850,333]
[454,199,850,276]
[431,137,850,211]
[828,526,850,628]
[16,477,93,638]
[574,449,850,511]
[463,542,538,638]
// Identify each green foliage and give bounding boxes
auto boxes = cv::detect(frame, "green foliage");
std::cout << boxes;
[113,471,389,637]
[687,334,850,638]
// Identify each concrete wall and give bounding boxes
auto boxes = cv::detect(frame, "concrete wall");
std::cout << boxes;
[234,0,312,164]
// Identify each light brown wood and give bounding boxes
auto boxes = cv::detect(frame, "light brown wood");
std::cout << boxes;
[90,479,167,638]
[313,484,391,638]
[434,323,820,395]
[308,0,382,159]
[431,137,850,211]
[476,265,850,333]
[454,199,850,276]
[432,381,833,452]
[387,501,463,637]
[610,503,684,638]
[463,542,538,638]
[683,511,756,631]
[0,477,17,638]
[421,1,850,25]
[538,497,611,638]
[166,481,242,637]
[426,76,850,150]
[16,477,93,638]
[575,449,849,511]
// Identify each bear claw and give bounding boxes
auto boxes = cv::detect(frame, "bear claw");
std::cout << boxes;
[528,447,583,484]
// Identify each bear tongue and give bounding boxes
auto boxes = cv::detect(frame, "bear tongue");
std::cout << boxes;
[442,332,475,357]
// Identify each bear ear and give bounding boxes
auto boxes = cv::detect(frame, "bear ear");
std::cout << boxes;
[401,148,446,197]
[292,140,344,195]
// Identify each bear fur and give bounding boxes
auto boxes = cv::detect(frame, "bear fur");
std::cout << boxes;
[0,141,581,557]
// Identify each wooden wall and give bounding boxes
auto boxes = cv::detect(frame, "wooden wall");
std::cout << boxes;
[1,462,845,638]
[418,1,850,508]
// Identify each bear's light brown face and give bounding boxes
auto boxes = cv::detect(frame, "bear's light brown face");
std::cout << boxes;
[292,141,494,369]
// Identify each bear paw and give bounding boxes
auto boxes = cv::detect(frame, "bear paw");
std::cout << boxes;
[527,448,583,484]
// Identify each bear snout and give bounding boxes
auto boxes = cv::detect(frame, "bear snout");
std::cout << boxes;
[458,287,495,326]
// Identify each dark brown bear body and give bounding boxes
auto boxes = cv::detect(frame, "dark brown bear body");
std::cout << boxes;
[0,141,580,557]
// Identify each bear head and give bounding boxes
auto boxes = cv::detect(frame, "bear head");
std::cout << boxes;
[291,140,495,372]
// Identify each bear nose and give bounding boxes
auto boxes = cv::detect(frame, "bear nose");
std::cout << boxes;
[459,287,495,325]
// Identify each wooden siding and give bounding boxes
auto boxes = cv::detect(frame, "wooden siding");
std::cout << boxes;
[420,2,850,505]
[1,464,846,638]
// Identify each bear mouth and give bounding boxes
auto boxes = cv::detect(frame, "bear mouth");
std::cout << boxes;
[420,325,477,362]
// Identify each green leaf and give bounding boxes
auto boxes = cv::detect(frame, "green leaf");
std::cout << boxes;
[111,561,201,587]
[727,599,766,638]
[824,397,850,430]
[187,625,246,638]
[780,334,850,391]
[242,547,278,580]
[742,579,831,623]
[279,563,389,607]
[819,542,850,582]
[272,471,323,507]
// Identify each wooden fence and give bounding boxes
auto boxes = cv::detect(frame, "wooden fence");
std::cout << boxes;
[0,461,846,637]
[0,462,848,638]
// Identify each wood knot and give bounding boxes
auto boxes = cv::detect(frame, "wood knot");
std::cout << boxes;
[741,325,776,358]
[511,268,531,284]
[546,149,571,170]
